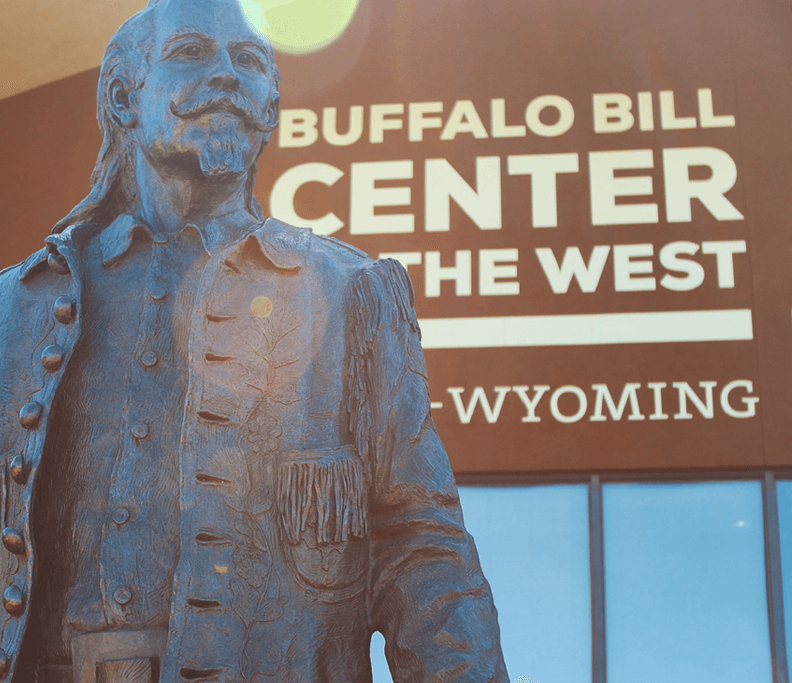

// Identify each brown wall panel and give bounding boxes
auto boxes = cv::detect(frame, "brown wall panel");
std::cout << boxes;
[1,0,790,474]
[0,69,101,267]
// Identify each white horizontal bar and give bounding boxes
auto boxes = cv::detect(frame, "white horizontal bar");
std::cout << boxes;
[418,309,753,349]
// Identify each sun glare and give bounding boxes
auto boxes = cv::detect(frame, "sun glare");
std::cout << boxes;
[240,0,361,55]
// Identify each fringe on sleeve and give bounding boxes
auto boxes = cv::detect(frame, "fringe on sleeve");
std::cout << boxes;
[347,259,420,462]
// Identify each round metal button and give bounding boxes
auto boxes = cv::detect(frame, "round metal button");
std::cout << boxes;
[3,586,23,616]
[131,423,149,440]
[41,345,64,372]
[53,296,76,324]
[47,252,70,275]
[149,288,167,301]
[19,402,43,430]
[1,528,24,556]
[113,586,132,605]
[112,507,130,525]
[141,351,158,368]
[9,455,27,485]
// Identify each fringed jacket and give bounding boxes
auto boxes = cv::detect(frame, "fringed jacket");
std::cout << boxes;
[0,217,508,682]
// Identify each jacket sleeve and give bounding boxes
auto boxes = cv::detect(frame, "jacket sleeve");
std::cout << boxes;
[348,258,509,683]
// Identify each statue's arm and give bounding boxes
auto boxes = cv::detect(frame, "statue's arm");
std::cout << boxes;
[349,259,509,683]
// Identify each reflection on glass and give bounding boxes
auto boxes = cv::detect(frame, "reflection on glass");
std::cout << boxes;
[604,481,771,683]
[370,631,390,683]
[774,480,792,668]
[370,485,592,683]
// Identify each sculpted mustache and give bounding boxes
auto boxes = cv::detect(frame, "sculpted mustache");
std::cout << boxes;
[169,93,268,131]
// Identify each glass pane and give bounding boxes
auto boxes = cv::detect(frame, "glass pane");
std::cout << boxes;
[774,479,792,668]
[604,481,771,683]
[371,484,592,683]
[370,631,390,682]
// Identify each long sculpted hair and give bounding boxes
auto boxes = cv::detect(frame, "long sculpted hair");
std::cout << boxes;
[52,0,280,234]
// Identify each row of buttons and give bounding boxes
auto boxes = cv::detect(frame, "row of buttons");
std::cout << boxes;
[130,287,164,448]
[106,281,168,612]
[0,280,79,677]
[16,295,77,431]
[5,255,169,664]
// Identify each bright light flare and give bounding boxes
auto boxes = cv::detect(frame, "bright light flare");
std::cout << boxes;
[240,0,361,55]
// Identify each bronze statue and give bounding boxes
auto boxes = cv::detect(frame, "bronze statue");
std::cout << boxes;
[0,0,508,680]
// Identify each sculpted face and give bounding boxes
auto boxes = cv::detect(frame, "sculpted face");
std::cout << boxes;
[129,0,278,180]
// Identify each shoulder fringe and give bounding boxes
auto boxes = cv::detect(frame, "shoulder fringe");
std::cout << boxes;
[278,458,368,545]
[348,259,420,461]
[353,259,419,339]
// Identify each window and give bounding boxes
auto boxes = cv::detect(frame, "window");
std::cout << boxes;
[371,475,788,683]
[371,484,591,682]
[603,482,772,683]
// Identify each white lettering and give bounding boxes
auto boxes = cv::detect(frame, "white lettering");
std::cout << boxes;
[593,93,634,133]
[549,386,588,423]
[720,380,759,418]
[613,244,656,292]
[660,90,697,130]
[663,147,744,222]
[322,106,364,146]
[647,382,669,420]
[479,249,519,296]
[425,157,502,232]
[673,381,717,419]
[425,250,472,297]
[269,163,344,235]
[698,88,736,128]
[512,385,550,423]
[440,100,489,140]
[369,103,404,143]
[637,92,654,131]
[447,386,511,424]
[701,240,747,288]
[525,95,575,137]
[659,241,705,292]
[589,150,658,225]
[491,98,527,138]
[507,153,579,228]
[536,246,610,294]
[590,383,645,421]
[279,108,319,148]
[350,160,414,234]
[409,102,444,142]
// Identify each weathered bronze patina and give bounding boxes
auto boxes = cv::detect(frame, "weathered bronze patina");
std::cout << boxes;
[0,0,508,680]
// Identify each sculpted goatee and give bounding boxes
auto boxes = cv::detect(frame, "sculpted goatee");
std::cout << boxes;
[169,91,269,178]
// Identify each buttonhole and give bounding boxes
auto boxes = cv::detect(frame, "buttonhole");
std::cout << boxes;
[195,532,231,547]
[180,668,224,680]
[196,411,231,423]
[205,314,237,323]
[222,258,242,274]
[195,473,232,486]
[186,598,222,610]
[205,353,236,362]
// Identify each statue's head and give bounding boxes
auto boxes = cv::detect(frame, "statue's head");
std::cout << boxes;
[54,0,280,232]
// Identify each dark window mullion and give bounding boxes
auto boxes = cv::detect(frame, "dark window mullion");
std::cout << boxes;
[764,471,789,683]
[590,475,607,683]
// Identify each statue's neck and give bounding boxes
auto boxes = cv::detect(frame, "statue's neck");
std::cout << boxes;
[131,155,251,239]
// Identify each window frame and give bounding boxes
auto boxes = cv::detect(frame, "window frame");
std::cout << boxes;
[457,469,792,683]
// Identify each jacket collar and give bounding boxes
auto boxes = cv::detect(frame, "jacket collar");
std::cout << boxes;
[20,214,310,281]
[99,214,167,267]
[19,222,87,281]
[100,208,269,266]
[244,217,310,270]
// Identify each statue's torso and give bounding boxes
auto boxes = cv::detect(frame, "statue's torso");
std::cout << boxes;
[20,224,208,673]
